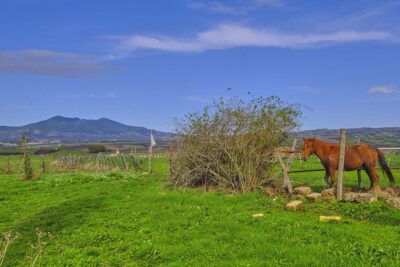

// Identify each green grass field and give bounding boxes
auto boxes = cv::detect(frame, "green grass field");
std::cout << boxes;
[1,155,400,266]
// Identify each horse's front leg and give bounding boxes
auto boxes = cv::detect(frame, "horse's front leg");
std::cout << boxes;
[329,168,336,188]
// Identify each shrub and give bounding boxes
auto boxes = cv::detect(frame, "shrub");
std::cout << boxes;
[170,96,302,192]
[88,145,107,154]
[21,152,35,180]
[18,132,36,181]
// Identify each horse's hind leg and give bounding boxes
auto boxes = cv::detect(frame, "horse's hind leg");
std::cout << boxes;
[357,170,363,189]
[364,166,380,193]
[369,167,381,193]
[329,168,336,188]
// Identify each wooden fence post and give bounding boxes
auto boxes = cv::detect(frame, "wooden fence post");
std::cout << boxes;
[356,136,361,145]
[96,153,100,172]
[6,157,11,174]
[122,153,128,171]
[337,128,346,200]
[286,138,298,170]
[169,142,174,177]
[276,151,294,195]
[41,154,46,174]
[148,144,152,173]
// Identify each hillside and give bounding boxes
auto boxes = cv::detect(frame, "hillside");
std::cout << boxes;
[0,116,171,143]
[0,116,398,146]
[299,127,400,147]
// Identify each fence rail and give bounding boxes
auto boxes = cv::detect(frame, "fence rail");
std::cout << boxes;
[287,166,400,174]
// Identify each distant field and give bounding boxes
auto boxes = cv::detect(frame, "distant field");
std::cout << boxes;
[1,155,400,265]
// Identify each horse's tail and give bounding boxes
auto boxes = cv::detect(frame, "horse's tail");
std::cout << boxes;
[376,149,395,186]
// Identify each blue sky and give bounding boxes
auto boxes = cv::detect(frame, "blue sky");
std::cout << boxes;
[1,0,399,131]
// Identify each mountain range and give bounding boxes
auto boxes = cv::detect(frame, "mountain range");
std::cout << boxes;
[0,116,170,143]
[299,127,400,147]
[0,116,398,146]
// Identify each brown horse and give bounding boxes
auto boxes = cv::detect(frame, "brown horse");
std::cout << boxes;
[302,138,394,192]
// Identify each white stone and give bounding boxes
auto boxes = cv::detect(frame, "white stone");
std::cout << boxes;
[321,188,335,201]
[306,193,322,201]
[387,197,400,209]
[343,192,358,202]
[286,200,304,211]
[320,216,341,223]
[294,186,312,196]
[355,193,378,203]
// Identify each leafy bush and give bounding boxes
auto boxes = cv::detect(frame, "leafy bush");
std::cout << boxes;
[87,145,107,154]
[18,132,36,181]
[170,96,302,192]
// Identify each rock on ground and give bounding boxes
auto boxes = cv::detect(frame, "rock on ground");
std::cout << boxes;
[342,192,377,203]
[387,197,400,209]
[252,213,265,219]
[385,187,396,196]
[286,200,304,211]
[320,216,341,223]
[355,193,378,203]
[293,194,305,200]
[321,188,335,201]
[376,191,391,200]
[294,186,312,196]
[343,192,358,202]
[306,193,322,201]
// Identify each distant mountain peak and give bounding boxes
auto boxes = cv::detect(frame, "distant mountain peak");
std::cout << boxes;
[0,116,171,143]
[47,115,80,121]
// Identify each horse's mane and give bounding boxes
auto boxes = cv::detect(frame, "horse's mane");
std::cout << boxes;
[309,138,360,150]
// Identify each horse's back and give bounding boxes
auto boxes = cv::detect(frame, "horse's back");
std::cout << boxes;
[350,144,379,162]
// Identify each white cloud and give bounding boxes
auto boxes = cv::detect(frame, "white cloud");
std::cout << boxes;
[368,85,399,94]
[0,50,116,78]
[188,0,282,14]
[117,24,391,54]
[254,0,282,7]
[189,2,243,14]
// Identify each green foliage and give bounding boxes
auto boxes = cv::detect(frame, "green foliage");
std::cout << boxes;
[87,145,107,154]
[18,132,36,181]
[21,152,36,181]
[172,96,302,192]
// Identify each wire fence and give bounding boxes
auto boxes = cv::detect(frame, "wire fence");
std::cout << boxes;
[0,142,399,176]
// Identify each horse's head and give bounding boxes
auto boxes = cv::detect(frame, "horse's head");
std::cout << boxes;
[302,138,316,160]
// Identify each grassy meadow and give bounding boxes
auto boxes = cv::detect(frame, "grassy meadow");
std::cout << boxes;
[1,153,400,266]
